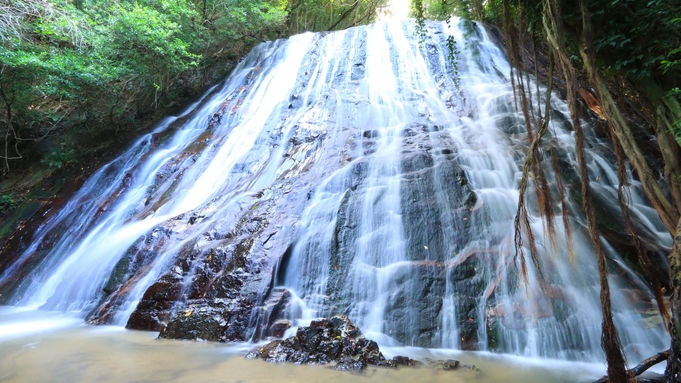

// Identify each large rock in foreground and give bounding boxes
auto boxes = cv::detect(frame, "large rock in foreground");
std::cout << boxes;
[246,315,419,370]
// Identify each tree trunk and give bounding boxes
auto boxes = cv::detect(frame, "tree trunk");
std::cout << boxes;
[667,218,681,382]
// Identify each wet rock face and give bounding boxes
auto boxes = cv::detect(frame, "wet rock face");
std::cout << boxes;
[311,123,478,348]
[147,220,271,341]
[246,315,419,370]
[103,25,478,347]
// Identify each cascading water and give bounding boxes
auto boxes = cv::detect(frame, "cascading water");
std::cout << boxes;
[0,18,671,367]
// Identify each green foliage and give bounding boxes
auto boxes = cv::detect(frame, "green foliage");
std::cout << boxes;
[585,0,681,134]
[284,0,385,33]
[41,146,77,168]
[661,17,681,82]
[413,0,500,22]
[412,0,427,42]
[417,0,679,88]
[0,194,18,214]
[0,0,295,175]
[588,0,680,81]
[446,33,461,89]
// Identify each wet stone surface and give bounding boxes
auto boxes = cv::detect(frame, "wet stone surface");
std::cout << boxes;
[246,315,422,371]
[246,315,482,375]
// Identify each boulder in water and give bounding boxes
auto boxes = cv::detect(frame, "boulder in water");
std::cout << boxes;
[246,314,419,370]
[425,358,478,372]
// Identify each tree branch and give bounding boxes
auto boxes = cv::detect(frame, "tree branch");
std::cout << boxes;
[594,349,670,383]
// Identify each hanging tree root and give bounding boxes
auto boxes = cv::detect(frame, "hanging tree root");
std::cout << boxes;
[512,49,555,287]
[594,350,670,383]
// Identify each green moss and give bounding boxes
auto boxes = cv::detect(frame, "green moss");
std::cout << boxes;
[0,200,41,241]
[103,255,132,295]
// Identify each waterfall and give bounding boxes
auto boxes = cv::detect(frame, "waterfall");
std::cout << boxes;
[0,18,670,364]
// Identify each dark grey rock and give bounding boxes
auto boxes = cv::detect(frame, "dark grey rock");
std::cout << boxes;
[246,314,399,370]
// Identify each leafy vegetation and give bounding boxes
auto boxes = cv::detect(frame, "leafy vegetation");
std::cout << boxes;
[0,0,285,175]
[41,145,76,168]
[0,193,17,214]
[1,0,386,182]
[284,0,385,33]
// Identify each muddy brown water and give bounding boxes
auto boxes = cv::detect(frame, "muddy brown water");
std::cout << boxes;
[0,307,620,383]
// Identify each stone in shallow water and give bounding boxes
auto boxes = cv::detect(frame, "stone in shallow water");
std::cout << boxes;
[333,356,366,371]
[392,355,422,367]
[438,359,460,370]
[424,358,478,372]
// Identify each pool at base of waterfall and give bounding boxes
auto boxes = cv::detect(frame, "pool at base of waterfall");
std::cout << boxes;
[0,307,645,383]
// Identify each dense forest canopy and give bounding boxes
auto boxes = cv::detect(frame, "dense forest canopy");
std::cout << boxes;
[0,0,280,167]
